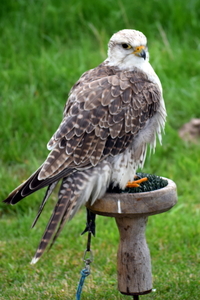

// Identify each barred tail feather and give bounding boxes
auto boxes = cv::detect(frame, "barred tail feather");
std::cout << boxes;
[31,161,111,264]
[31,181,59,228]
[31,191,72,264]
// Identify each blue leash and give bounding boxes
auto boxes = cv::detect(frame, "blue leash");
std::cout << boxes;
[76,266,90,300]
[76,231,93,300]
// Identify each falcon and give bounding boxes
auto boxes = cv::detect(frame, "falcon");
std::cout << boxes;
[3,29,166,263]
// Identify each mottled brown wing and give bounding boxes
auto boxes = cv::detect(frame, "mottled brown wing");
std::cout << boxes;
[39,68,161,180]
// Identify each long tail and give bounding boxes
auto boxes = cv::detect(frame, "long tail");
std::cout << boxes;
[31,177,76,264]
[31,162,111,264]
[3,162,111,264]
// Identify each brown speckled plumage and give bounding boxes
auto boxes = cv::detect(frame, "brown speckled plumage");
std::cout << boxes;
[3,29,166,263]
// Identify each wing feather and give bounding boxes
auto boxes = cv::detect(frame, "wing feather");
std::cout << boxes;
[41,66,161,179]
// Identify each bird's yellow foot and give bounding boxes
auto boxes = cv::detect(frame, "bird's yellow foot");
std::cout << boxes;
[126,177,148,188]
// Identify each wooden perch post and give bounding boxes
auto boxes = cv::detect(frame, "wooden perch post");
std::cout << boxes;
[86,178,177,297]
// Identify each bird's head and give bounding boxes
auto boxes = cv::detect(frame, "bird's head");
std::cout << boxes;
[107,29,149,69]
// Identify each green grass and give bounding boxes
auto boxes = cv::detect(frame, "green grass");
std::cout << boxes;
[0,0,200,299]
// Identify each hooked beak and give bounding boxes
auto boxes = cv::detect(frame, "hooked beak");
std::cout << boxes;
[133,46,146,60]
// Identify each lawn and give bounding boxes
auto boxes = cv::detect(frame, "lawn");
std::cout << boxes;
[0,0,200,299]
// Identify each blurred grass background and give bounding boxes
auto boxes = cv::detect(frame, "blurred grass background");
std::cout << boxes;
[0,0,200,299]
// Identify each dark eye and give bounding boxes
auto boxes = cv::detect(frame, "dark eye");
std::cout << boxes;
[122,43,132,49]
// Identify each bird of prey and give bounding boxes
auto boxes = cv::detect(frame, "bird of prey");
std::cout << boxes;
[3,29,166,264]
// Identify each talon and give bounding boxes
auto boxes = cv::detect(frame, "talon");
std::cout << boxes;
[126,177,148,188]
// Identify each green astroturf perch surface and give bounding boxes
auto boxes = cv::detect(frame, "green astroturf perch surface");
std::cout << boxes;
[0,0,200,299]
[108,173,168,194]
